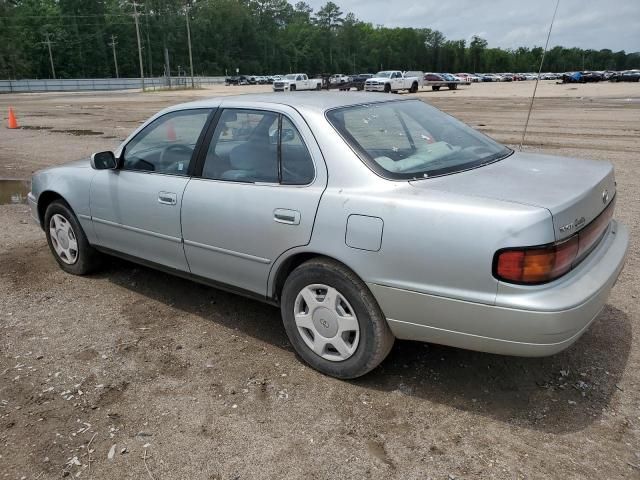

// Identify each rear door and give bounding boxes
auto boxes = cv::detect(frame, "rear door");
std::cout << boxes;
[90,108,212,270]
[181,103,327,295]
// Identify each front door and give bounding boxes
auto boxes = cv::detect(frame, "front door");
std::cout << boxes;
[181,106,327,295]
[90,108,211,270]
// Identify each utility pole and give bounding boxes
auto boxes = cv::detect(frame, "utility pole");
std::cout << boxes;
[108,35,119,78]
[185,2,195,88]
[132,1,145,91]
[42,33,56,79]
[144,1,152,76]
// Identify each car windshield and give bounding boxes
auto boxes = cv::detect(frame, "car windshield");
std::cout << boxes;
[284,74,297,80]
[326,99,512,179]
[374,71,393,78]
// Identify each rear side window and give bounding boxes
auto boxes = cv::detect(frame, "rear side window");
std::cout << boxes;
[281,117,314,185]
[201,109,314,185]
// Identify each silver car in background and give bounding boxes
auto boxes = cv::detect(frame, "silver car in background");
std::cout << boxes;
[29,93,628,379]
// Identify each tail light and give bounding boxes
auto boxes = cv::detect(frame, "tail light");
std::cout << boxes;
[494,199,614,285]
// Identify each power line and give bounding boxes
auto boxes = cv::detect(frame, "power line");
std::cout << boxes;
[0,14,147,19]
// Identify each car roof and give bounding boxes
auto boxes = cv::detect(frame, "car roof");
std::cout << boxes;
[169,92,413,114]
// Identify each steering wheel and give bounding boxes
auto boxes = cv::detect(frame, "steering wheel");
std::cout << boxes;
[159,144,194,173]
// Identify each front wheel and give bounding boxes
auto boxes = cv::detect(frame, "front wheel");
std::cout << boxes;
[280,258,395,379]
[290,84,296,91]
[432,85,440,91]
[383,83,391,93]
[44,200,102,275]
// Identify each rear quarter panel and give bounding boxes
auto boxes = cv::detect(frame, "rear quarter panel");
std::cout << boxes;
[270,108,555,306]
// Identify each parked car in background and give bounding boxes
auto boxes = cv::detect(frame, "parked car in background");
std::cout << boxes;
[562,71,603,83]
[273,73,322,92]
[364,70,420,93]
[609,70,640,82]
[225,75,248,86]
[481,74,500,82]
[350,73,373,91]
[423,73,460,91]
[580,71,604,82]
[30,92,628,379]
[329,74,350,85]
[455,73,473,85]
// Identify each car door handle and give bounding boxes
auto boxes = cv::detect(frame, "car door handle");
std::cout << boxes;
[274,208,300,225]
[158,192,177,205]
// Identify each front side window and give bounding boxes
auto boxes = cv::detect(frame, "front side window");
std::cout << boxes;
[326,100,511,179]
[123,109,210,175]
[201,109,314,185]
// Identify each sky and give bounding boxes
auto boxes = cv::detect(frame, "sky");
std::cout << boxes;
[305,0,640,52]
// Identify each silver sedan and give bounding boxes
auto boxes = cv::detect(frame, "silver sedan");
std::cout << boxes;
[29,93,628,378]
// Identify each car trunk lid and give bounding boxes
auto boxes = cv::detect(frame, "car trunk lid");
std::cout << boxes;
[409,152,616,241]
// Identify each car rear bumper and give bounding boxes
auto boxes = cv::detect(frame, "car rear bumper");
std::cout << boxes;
[368,220,628,356]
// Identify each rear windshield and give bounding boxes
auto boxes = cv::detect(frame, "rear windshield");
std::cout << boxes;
[326,99,512,179]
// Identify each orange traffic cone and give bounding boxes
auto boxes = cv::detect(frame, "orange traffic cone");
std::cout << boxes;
[7,107,19,129]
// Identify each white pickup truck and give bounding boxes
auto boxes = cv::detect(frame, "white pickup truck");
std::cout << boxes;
[273,73,322,92]
[364,71,420,93]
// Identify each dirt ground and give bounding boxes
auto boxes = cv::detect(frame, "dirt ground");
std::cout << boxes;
[0,81,639,479]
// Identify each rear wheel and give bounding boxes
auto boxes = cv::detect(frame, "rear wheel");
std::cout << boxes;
[410,82,419,93]
[44,200,102,275]
[281,258,394,379]
[432,85,440,91]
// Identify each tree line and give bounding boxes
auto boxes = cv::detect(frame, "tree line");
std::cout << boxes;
[1,0,638,80]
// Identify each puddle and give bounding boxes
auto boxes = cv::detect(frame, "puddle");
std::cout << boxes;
[0,179,31,205]
[51,129,104,136]
[20,126,53,131]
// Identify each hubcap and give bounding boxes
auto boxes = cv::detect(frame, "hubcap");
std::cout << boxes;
[293,284,360,362]
[49,214,79,265]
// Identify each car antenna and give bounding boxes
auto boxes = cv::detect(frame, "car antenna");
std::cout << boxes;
[519,0,560,151]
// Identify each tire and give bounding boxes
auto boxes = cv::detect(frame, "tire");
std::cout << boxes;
[316,83,322,90]
[432,85,440,91]
[280,258,395,379]
[448,83,458,90]
[290,84,296,91]
[384,83,391,93]
[410,82,418,93]
[44,200,102,275]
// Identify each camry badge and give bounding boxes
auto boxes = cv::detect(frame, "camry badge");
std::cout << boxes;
[602,189,609,204]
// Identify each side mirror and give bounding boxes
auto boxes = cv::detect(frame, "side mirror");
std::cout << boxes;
[91,151,117,170]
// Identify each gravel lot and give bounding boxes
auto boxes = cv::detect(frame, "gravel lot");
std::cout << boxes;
[1,82,639,479]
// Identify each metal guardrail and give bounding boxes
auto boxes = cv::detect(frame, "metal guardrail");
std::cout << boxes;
[0,76,227,93]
